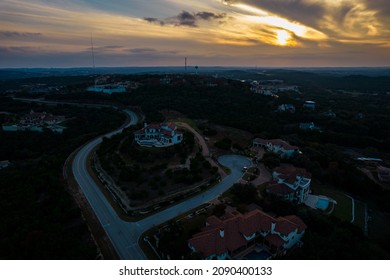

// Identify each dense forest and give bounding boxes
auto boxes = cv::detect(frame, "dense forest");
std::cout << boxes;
[0,98,125,259]
[40,71,390,151]
[1,69,389,259]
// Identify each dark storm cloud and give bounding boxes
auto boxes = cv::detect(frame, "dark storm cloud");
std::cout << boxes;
[0,31,43,38]
[143,17,165,26]
[127,48,179,55]
[129,48,157,54]
[0,46,182,68]
[195,11,226,20]
[176,11,197,27]
[223,0,325,29]
[223,0,390,40]
[364,0,390,16]
[144,10,227,28]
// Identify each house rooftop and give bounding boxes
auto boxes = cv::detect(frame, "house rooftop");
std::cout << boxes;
[269,139,298,150]
[267,183,295,195]
[188,208,306,258]
[274,166,312,180]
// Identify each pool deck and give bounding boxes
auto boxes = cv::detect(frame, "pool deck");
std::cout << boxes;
[304,194,336,213]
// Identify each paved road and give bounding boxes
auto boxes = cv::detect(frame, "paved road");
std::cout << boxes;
[176,122,210,157]
[72,110,251,259]
[176,122,227,178]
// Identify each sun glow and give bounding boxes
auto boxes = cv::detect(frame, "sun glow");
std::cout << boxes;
[276,30,290,45]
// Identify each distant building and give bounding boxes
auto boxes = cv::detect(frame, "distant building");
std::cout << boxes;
[134,123,183,147]
[321,110,336,118]
[188,209,306,259]
[21,110,65,126]
[355,112,365,120]
[0,160,10,170]
[303,101,316,110]
[299,122,317,131]
[267,166,311,204]
[2,110,65,133]
[277,104,295,113]
[253,138,298,158]
[87,84,126,94]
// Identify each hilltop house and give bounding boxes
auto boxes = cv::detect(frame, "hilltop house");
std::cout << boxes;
[253,138,298,158]
[134,123,183,147]
[267,166,311,204]
[188,209,306,260]
[20,110,65,125]
[303,101,316,110]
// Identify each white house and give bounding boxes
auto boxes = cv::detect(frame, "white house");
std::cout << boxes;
[268,166,311,204]
[253,138,298,158]
[0,160,10,170]
[277,104,295,113]
[299,122,317,131]
[303,101,316,110]
[134,123,183,147]
[87,84,126,94]
[188,209,306,259]
[2,110,65,133]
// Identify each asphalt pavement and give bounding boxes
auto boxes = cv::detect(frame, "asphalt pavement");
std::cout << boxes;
[72,110,251,259]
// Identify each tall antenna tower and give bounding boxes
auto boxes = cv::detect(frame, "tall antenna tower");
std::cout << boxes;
[185,57,187,73]
[90,33,96,70]
[90,33,96,85]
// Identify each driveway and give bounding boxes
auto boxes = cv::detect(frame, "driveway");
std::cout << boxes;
[72,112,251,259]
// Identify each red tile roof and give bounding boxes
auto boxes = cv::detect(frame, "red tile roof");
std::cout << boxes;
[274,217,299,236]
[162,122,177,131]
[161,130,173,138]
[267,183,295,195]
[206,216,223,227]
[274,166,311,183]
[265,234,285,248]
[269,139,298,150]
[253,138,268,145]
[284,215,307,233]
[188,208,306,258]
[189,229,226,257]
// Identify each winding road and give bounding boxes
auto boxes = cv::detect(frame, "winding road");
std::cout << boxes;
[71,110,251,259]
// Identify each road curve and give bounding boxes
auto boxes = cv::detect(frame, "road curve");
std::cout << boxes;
[72,110,251,259]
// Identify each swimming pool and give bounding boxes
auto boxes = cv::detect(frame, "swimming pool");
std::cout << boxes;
[316,197,330,210]
[244,250,272,260]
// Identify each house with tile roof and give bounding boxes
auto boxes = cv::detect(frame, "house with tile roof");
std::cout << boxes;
[134,122,183,147]
[253,138,298,158]
[2,110,66,133]
[267,166,311,204]
[188,209,306,260]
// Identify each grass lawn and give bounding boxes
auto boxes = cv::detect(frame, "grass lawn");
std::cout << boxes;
[310,181,353,222]
[169,117,201,132]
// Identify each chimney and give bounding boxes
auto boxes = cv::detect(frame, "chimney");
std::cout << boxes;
[219,228,224,238]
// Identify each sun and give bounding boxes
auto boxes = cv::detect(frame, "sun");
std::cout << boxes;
[276,30,290,46]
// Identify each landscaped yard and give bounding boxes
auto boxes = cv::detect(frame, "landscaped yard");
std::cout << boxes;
[310,181,353,222]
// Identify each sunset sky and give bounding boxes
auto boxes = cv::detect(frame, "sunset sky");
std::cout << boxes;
[1,0,389,68]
